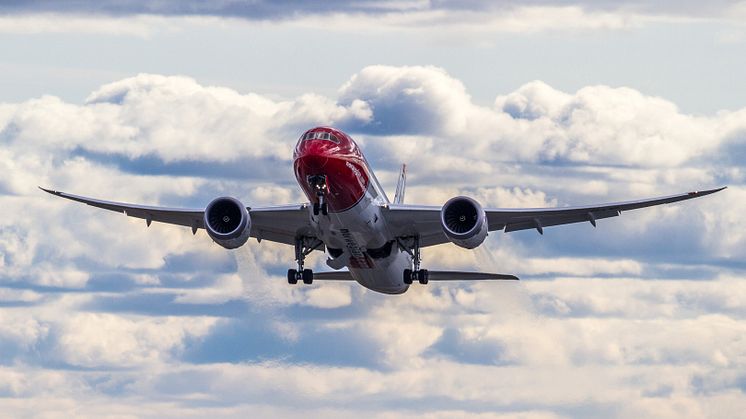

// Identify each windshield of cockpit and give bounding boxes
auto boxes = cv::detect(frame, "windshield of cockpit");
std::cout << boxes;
[299,130,340,143]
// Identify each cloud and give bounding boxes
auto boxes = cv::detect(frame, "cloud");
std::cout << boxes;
[53,313,217,368]
[1,66,745,417]
[4,1,744,41]
[338,65,474,135]
[78,73,370,163]
[0,13,177,36]
[343,68,746,168]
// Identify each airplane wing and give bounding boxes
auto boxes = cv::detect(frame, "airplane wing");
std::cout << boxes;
[384,187,726,248]
[39,187,316,248]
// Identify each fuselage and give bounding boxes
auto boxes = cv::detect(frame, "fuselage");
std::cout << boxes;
[293,127,411,294]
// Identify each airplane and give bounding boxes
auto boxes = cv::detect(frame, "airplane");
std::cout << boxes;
[41,126,725,295]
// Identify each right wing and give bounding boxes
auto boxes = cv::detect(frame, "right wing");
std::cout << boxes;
[39,187,315,248]
[486,187,726,234]
[384,187,726,247]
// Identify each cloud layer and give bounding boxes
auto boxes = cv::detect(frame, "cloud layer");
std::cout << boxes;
[1,65,745,417]
[3,1,745,38]
[2,1,744,20]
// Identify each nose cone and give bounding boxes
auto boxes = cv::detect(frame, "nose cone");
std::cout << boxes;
[293,128,370,213]
[294,138,337,170]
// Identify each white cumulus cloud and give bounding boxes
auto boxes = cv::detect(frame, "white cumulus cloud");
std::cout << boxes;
[0,66,744,418]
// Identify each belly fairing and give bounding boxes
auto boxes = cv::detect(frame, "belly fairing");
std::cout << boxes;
[312,184,411,294]
[349,249,412,294]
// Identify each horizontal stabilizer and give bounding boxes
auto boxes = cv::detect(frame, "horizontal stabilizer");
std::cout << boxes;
[312,270,518,281]
[312,271,355,281]
[426,271,518,281]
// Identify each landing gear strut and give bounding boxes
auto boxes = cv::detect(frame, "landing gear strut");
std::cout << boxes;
[313,194,328,216]
[308,175,329,216]
[287,236,323,285]
[399,235,428,285]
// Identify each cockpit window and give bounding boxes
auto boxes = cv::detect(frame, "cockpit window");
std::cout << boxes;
[301,131,340,144]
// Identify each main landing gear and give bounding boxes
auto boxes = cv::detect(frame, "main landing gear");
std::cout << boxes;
[399,235,429,285]
[288,236,323,285]
[403,268,429,285]
[308,175,329,216]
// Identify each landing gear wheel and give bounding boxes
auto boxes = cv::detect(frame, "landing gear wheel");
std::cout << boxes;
[417,269,429,285]
[313,202,320,216]
[287,269,298,284]
[290,237,322,286]
[302,269,313,284]
[320,202,328,216]
[403,269,413,285]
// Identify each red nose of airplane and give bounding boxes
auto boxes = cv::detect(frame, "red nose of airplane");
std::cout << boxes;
[293,128,370,213]
[294,137,337,170]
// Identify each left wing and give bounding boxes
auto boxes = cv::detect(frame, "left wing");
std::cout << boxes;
[39,187,315,248]
[384,187,726,248]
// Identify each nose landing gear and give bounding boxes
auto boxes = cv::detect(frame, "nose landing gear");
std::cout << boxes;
[313,195,328,216]
[307,175,329,216]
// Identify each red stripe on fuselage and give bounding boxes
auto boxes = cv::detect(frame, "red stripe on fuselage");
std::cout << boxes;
[293,127,370,213]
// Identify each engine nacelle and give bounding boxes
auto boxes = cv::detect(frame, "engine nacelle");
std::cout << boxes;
[204,196,251,249]
[440,196,488,249]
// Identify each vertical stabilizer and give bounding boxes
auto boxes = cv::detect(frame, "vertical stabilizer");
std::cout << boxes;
[393,163,407,204]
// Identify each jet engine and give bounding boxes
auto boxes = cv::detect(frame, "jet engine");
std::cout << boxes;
[203,197,251,249]
[440,196,488,249]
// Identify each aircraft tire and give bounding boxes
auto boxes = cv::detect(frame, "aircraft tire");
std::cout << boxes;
[403,269,413,284]
[288,269,298,284]
[302,269,313,284]
[418,269,429,285]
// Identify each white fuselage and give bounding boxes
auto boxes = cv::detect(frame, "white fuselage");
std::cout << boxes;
[310,179,412,294]
[293,127,412,294]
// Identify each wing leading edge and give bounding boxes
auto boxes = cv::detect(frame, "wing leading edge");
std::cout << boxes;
[39,187,315,248]
[384,186,726,247]
[41,186,726,250]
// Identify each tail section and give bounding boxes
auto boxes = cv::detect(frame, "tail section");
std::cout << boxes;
[393,163,407,204]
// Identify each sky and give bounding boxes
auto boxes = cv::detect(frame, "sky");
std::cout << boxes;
[1,1,746,418]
